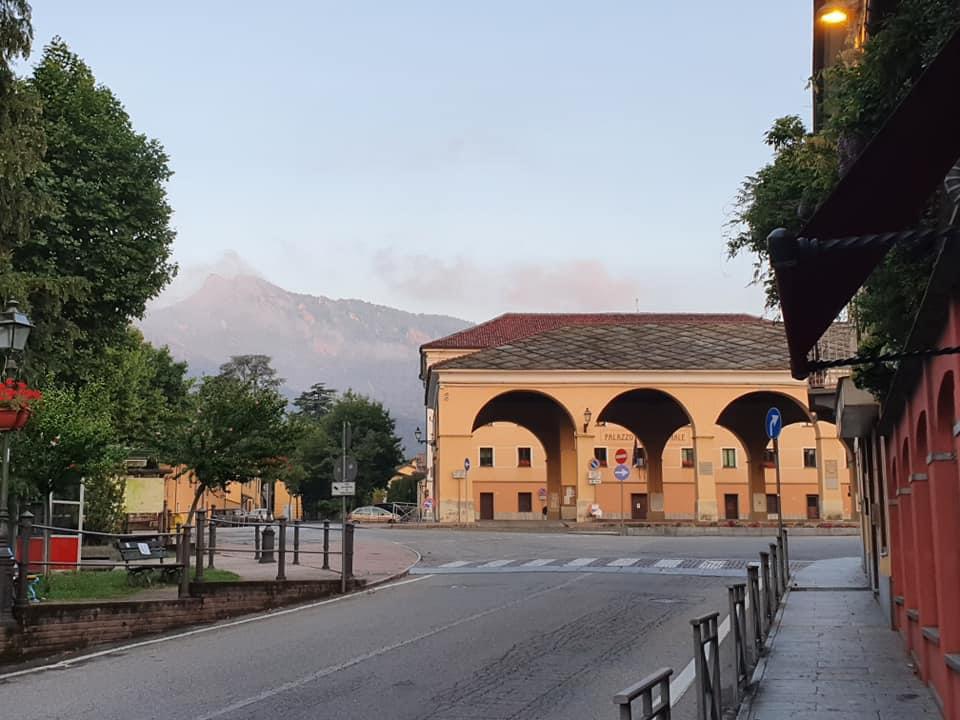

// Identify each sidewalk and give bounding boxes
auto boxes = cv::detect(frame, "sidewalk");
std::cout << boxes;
[741,557,939,719]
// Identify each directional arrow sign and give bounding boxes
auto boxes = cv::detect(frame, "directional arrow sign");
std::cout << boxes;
[765,407,783,440]
[613,464,630,482]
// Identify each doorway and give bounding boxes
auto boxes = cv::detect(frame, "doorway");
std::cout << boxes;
[631,493,648,520]
[806,494,820,520]
[724,493,740,520]
[480,493,494,520]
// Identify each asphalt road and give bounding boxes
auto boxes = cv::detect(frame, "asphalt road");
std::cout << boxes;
[0,530,860,720]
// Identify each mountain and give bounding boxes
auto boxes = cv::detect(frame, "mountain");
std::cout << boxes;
[139,270,470,452]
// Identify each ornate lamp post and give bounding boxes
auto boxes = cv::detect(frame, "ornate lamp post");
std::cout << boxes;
[0,299,33,617]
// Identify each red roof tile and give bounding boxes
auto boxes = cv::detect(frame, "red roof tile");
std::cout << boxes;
[421,313,765,350]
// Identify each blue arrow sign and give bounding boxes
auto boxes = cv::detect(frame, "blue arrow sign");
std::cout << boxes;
[765,407,783,440]
[464,457,471,472]
[613,464,630,482]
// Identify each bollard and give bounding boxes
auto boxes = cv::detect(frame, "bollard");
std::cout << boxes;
[747,565,764,660]
[728,583,748,706]
[342,522,355,594]
[260,525,275,563]
[16,511,33,609]
[175,523,182,565]
[759,551,772,631]
[777,532,787,588]
[322,520,330,570]
[254,523,261,560]
[195,510,206,582]
[782,529,790,581]
[179,525,191,598]
[293,519,300,565]
[691,612,722,720]
[208,518,216,569]
[277,517,287,581]
[769,543,781,606]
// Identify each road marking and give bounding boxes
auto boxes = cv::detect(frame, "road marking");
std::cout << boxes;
[479,559,513,568]
[522,559,555,567]
[0,575,432,682]
[192,573,590,720]
[565,557,597,567]
[607,558,639,567]
[439,560,472,568]
[654,558,682,568]
[699,560,725,570]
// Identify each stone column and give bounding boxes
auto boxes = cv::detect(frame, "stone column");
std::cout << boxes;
[693,433,718,521]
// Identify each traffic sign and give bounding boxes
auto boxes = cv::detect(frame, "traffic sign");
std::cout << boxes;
[333,456,358,482]
[538,487,547,500]
[614,448,629,465]
[589,458,601,470]
[765,407,783,440]
[613,464,630,482]
[332,481,356,496]
[423,497,433,510]
[464,458,471,472]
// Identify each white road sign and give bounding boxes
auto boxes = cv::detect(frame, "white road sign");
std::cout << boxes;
[332,481,356,497]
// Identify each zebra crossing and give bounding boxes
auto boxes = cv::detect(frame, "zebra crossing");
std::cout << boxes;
[411,555,806,578]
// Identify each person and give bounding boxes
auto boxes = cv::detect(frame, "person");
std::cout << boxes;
[541,505,548,519]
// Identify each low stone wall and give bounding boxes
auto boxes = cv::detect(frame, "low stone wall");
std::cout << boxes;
[0,577,364,665]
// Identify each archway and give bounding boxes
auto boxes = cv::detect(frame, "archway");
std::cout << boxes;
[598,389,695,521]
[716,391,813,521]
[471,391,577,520]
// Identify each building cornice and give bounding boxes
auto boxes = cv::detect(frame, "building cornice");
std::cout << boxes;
[432,369,806,388]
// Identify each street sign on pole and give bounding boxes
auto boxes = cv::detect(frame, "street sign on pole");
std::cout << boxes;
[614,448,629,465]
[332,482,356,497]
[765,407,783,439]
[765,407,785,541]
[464,458,471,472]
[589,458,601,471]
[613,464,630,481]
[333,457,358,482]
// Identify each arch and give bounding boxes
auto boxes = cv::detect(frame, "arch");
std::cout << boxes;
[471,390,577,521]
[934,371,955,451]
[915,411,928,461]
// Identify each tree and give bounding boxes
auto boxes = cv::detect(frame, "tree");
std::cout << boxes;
[293,383,337,421]
[163,374,293,525]
[387,472,422,504]
[219,354,283,392]
[10,39,176,383]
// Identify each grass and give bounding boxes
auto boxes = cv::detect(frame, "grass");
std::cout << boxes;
[36,567,241,601]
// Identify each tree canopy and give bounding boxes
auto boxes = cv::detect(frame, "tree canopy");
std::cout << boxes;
[219,354,284,392]
[293,382,337,421]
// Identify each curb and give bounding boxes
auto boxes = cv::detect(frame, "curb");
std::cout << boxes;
[735,585,792,720]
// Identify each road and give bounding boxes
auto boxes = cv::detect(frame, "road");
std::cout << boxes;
[0,529,860,720]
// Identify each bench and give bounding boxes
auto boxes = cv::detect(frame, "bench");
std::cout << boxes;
[116,538,182,586]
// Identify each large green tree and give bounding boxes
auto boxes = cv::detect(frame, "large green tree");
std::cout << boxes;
[219,354,283,392]
[293,382,337,421]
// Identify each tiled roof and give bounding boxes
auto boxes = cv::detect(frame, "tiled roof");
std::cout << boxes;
[433,321,790,372]
[421,313,764,350]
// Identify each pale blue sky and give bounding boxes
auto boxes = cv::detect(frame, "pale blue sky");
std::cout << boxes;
[27,2,813,322]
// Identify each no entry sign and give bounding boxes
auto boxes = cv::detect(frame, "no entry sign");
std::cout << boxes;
[614,448,629,465]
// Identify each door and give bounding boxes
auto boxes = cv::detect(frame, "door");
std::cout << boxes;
[631,493,648,520]
[724,493,739,520]
[479,493,494,520]
[806,494,820,520]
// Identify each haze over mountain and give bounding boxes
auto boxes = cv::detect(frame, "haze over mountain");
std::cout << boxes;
[140,254,470,452]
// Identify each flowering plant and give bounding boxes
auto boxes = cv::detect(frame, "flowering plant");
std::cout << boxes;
[0,378,42,412]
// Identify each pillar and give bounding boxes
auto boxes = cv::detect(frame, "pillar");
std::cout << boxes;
[693,433,718,521]
[437,434,474,523]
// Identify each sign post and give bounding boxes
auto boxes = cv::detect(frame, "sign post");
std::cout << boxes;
[765,408,784,542]
[460,458,470,524]
[614,460,630,535]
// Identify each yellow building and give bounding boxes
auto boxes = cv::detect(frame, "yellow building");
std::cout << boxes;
[163,468,302,525]
[420,314,855,524]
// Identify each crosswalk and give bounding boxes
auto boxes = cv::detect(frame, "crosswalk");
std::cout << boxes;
[411,556,806,577]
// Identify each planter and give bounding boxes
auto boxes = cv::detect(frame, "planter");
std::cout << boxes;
[0,408,30,431]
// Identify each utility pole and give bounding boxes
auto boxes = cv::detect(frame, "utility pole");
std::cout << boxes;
[341,421,351,524]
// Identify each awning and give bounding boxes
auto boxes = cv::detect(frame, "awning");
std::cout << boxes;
[770,27,960,379]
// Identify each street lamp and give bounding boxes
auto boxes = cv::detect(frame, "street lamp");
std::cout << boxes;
[582,408,592,433]
[819,7,848,25]
[0,299,33,615]
[414,426,424,444]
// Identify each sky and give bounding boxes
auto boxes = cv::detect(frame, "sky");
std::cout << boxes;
[26,1,814,323]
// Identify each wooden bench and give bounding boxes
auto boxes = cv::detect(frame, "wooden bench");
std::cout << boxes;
[115,538,182,586]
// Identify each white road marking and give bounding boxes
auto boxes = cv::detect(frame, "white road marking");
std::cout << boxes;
[0,575,432,682]
[479,559,513,568]
[565,557,597,567]
[522,559,555,567]
[439,560,472,568]
[192,573,590,720]
[654,558,683,568]
[699,560,725,570]
[607,558,640,567]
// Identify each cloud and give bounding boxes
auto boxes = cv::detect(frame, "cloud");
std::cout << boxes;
[372,249,653,321]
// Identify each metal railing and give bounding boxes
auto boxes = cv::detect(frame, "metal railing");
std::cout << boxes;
[613,667,672,720]
[691,612,721,720]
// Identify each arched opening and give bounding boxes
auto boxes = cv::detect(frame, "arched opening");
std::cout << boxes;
[471,391,577,521]
[935,372,955,452]
[716,391,814,521]
[932,371,960,648]
[597,389,694,521]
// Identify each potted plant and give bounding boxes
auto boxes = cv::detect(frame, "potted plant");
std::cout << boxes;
[0,378,41,431]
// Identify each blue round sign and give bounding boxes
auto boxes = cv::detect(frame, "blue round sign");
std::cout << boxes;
[613,464,630,482]
[765,407,783,440]
[589,458,601,470]
[464,457,471,472]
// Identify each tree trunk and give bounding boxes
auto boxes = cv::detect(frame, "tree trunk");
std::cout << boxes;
[185,483,206,529]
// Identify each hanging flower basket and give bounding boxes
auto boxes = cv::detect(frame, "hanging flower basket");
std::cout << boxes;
[0,379,41,432]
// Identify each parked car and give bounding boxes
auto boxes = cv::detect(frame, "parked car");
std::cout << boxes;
[348,506,401,523]
[237,508,270,524]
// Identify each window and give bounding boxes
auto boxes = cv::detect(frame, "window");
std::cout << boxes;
[722,448,737,468]
[633,446,647,468]
[803,448,817,469]
[517,447,532,467]
[681,448,695,468]
[594,447,608,467]
[763,449,776,468]
[766,494,780,514]
[518,492,532,513]
[479,447,494,467]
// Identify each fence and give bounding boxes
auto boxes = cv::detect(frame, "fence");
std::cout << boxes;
[612,530,792,719]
